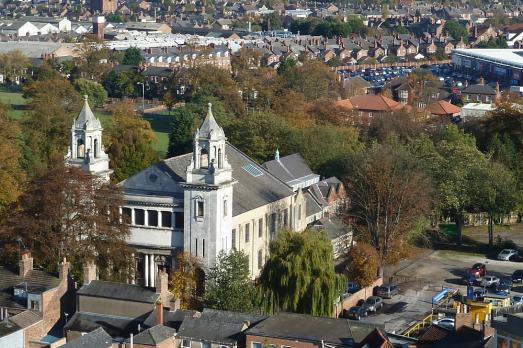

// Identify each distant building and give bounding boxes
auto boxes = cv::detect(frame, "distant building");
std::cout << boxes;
[460,102,495,121]
[91,0,117,14]
[452,48,523,85]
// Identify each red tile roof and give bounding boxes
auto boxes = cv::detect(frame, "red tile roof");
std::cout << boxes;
[336,95,401,112]
[428,100,461,115]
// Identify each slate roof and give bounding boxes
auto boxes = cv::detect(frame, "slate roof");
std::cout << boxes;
[262,153,315,184]
[60,327,112,348]
[311,216,350,241]
[141,143,294,216]
[130,325,176,345]
[246,312,382,345]
[77,280,160,303]
[428,100,461,115]
[144,309,196,330]
[9,310,42,328]
[0,266,60,309]
[462,83,496,95]
[64,311,144,338]
[201,308,266,325]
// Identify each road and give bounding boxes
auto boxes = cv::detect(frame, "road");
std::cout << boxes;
[357,250,523,333]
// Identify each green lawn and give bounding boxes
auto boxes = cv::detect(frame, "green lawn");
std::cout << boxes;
[0,87,29,120]
[96,111,170,159]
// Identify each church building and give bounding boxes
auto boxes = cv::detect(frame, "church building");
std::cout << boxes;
[66,99,349,288]
[120,104,307,286]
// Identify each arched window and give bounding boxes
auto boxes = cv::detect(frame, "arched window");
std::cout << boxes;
[77,138,85,158]
[93,138,98,158]
[200,148,209,168]
[218,148,223,168]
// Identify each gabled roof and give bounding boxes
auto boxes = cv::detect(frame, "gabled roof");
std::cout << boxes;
[428,100,461,115]
[462,83,496,95]
[0,267,60,309]
[60,327,112,348]
[262,153,316,185]
[337,95,401,112]
[64,311,143,338]
[77,280,160,303]
[130,325,176,345]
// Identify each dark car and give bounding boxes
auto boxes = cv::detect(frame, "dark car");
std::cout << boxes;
[346,282,361,294]
[496,279,513,296]
[343,306,368,320]
[512,270,523,283]
[468,263,486,278]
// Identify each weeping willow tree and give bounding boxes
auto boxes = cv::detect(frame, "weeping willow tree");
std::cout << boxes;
[258,228,345,317]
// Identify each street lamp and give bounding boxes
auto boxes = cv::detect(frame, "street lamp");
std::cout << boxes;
[137,82,145,113]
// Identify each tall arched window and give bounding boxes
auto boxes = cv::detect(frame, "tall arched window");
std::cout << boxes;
[218,148,223,168]
[93,139,98,158]
[200,148,209,168]
[77,139,85,158]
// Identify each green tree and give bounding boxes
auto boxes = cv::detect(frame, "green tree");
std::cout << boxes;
[103,70,145,98]
[276,58,297,75]
[122,47,144,66]
[106,100,158,182]
[170,252,203,310]
[167,108,197,157]
[204,250,255,312]
[0,50,31,84]
[469,160,517,246]
[258,229,344,316]
[443,20,469,43]
[73,78,108,107]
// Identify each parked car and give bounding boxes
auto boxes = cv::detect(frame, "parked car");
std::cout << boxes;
[343,306,368,320]
[363,296,383,313]
[432,317,455,330]
[376,284,399,299]
[468,263,487,278]
[496,279,513,296]
[512,295,523,307]
[473,288,487,299]
[481,275,500,288]
[497,249,519,261]
[346,282,360,294]
[512,270,523,283]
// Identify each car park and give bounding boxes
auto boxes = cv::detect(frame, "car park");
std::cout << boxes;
[343,306,368,320]
[376,284,399,299]
[481,275,500,288]
[512,270,523,283]
[363,296,383,313]
[432,317,455,330]
[497,249,519,261]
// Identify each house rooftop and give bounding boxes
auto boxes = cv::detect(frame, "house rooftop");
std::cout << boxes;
[60,327,112,348]
[77,280,160,303]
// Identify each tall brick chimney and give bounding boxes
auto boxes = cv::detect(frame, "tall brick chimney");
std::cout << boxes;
[156,270,171,306]
[83,260,98,285]
[155,301,164,325]
[19,250,33,277]
[93,16,106,40]
[59,258,70,280]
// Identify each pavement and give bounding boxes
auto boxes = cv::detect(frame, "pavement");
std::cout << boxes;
[356,249,523,333]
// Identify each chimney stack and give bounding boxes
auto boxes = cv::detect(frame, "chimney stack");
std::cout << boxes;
[83,260,98,285]
[93,16,106,41]
[479,77,485,85]
[156,270,171,306]
[59,258,70,280]
[155,301,164,325]
[19,250,33,277]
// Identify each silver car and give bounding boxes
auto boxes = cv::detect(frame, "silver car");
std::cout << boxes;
[363,296,383,313]
[376,284,399,299]
[481,275,500,288]
[497,249,518,261]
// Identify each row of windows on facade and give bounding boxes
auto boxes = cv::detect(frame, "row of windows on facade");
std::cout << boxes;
[253,341,293,348]
[122,207,184,228]
[181,339,230,348]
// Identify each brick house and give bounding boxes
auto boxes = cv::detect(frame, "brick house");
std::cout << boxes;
[0,251,74,348]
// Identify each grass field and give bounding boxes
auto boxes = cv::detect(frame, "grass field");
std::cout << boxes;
[0,86,29,120]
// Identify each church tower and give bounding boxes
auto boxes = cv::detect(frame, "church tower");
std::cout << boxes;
[182,103,235,269]
[66,95,112,182]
